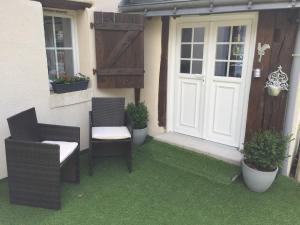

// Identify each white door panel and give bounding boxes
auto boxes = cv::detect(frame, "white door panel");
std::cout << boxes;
[204,81,241,146]
[175,78,203,136]
[180,80,199,127]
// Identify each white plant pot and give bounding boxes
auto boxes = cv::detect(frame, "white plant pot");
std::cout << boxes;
[242,160,278,192]
[267,85,282,96]
[133,127,148,145]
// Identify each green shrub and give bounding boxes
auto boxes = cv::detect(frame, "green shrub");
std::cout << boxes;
[126,102,149,129]
[242,131,292,172]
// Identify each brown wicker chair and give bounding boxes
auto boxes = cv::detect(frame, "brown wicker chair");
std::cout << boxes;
[5,108,80,209]
[89,98,133,175]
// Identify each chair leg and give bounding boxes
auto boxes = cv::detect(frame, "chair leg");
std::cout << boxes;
[61,150,80,183]
[127,159,132,173]
[88,148,93,176]
[126,144,132,173]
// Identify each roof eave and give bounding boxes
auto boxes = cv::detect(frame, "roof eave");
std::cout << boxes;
[119,1,300,17]
[33,0,93,10]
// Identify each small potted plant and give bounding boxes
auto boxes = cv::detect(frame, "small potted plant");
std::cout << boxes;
[51,73,90,94]
[242,131,292,192]
[126,102,149,145]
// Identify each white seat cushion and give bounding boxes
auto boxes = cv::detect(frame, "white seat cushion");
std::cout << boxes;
[42,141,78,163]
[92,126,131,140]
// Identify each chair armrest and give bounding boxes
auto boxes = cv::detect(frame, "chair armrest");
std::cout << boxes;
[89,111,93,127]
[5,138,60,168]
[89,111,92,140]
[125,112,133,137]
[38,123,80,143]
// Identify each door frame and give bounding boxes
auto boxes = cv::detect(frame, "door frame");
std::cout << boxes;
[166,12,258,149]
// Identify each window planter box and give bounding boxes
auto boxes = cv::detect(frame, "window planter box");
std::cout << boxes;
[52,80,89,94]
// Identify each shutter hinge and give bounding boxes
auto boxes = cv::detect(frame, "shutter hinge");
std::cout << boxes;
[93,69,97,75]
[90,22,94,29]
[247,1,253,9]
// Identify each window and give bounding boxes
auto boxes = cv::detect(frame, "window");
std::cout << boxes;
[215,26,246,78]
[180,27,205,75]
[43,13,77,81]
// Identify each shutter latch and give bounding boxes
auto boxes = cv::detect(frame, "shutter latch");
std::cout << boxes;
[93,69,98,75]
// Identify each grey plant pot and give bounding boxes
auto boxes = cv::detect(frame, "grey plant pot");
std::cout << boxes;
[133,127,148,145]
[242,160,278,192]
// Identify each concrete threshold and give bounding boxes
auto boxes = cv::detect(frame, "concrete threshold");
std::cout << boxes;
[154,132,243,166]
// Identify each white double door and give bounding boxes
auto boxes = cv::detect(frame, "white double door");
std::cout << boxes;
[174,19,253,147]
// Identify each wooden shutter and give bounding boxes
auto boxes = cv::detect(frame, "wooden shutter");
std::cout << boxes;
[93,12,144,88]
[245,9,299,140]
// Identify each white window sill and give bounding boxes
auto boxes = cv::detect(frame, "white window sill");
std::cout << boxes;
[49,88,92,109]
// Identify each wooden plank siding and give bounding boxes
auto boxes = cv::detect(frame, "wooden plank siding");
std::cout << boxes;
[94,12,144,89]
[158,16,170,127]
[245,9,299,140]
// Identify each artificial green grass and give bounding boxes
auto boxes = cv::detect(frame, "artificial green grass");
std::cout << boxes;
[140,139,240,185]
[0,139,300,225]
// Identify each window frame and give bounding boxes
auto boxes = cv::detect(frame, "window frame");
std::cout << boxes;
[43,10,80,80]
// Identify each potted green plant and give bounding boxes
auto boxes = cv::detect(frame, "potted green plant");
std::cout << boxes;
[242,131,292,192]
[51,73,90,94]
[126,102,149,145]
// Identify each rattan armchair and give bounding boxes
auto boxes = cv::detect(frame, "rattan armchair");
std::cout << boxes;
[89,98,133,175]
[5,108,80,209]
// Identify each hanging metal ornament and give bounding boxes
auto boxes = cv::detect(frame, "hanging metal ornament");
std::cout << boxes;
[265,66,289,96]
[257,43,271,63]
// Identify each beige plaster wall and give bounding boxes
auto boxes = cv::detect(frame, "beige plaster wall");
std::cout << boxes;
[0,0,94,179]
[0,0,51,179]
[141,18,165,135]
[0,0,165,179]
[93,0,120,12]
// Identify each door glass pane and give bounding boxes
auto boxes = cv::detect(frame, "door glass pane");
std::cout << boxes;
[192,61,202,74]
[57,50,74,76]
[55,17,72,48]
[46,50,57,80]
[180,60,190,73]
[217,26,231,42]
[181,44,191,58]
[216,44,229,60]
[229,62,242,78]
[232,26,246,42]
[193,44,204,59]
[179,27,205,75]
[181,28,192,42]
[230,44,244,60]
[44,16,54,47]
[215,62,227,77]
[194,28,205,42]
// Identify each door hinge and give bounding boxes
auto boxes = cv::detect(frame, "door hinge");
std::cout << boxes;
[90,22,94,29]
[93,69,97,75]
